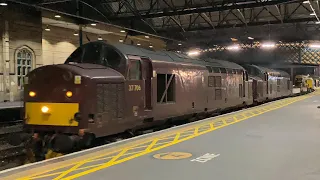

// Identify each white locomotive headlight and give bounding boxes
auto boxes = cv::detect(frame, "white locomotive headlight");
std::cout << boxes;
[41,106,49,113]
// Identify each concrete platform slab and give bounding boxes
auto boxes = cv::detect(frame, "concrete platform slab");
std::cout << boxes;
[0,92,317,180]
[76,95,320,180]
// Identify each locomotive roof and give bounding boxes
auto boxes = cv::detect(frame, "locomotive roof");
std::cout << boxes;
[250,65,290,77]
[111,42,244,70]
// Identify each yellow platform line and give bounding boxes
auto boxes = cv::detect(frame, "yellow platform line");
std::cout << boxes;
[60,95,313,180]
[19,93,315,180]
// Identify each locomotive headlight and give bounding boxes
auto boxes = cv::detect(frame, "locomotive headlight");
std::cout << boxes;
[41,106,49,113]
[66,91,73,97]
[29,91,36,97]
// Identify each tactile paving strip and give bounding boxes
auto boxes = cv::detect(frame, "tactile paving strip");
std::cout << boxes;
[17,92,317,180]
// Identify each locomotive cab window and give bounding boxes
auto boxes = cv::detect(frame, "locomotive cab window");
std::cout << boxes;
[128,60,142,80]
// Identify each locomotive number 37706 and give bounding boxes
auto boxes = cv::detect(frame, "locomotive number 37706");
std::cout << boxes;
[128,85,141,91]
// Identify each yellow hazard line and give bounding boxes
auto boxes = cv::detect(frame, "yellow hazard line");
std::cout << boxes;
[15,92,316,180]
[62,95,313,179]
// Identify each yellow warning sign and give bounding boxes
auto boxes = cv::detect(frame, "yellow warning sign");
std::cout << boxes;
[153,152,192,160]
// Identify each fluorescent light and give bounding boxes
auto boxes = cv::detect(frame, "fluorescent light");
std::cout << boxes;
[137,43,141,46]
[178,43,182,46]
[316,21,320,24]
[303,1,310,3]
[120,30,125,33]
[226,44,240,51]
[91,23,97,26]
[54,15,61,18]
[149,45,153,48]
[0,2,7,6]
[98,36,102,40]
[119,39,124,42]
[309,44,320,48]
[145,36,149,38]
[187,50,200,56]
[310,13,316,16]
[45,28,50,31]
[73,32,79,36]
[261,42,276,48]
[248,37,254,40]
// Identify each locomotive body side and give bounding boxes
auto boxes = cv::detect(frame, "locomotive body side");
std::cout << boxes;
[8,41,295,159]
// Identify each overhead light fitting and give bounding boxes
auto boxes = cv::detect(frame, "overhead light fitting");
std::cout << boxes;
[178,43,182,46]
[120,30,125,33]
[187,50,200,56]
[137,43,141,46]
[149,45,153,48]
[0,2,7,6]
[303,1,310,3]
[54,15,61,18]
[261,42,276,49]
[91,23,97,26]
[248,37,254,40]
[73,32,79,36]
[98,36,102,40]
[119,39,124,42]
[226,44,240,51]
[310,13,316,16]
[309,43,320,48]
[316,21,320,24]
[231,38,238,41]
[145,36,150,38]
[44,25,50,31]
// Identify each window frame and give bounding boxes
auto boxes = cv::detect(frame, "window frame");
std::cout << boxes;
[128,59,142,80]
[15,47,34,89]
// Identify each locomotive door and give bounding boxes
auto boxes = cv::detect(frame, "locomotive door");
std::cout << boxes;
[141,57,152,110]
[252,79,258,100]
[127,56,145,119]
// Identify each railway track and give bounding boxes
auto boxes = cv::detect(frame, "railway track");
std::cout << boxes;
[0,120,25,171]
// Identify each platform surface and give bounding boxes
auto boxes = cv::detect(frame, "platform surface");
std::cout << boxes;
[0,92,319,180]
[0,101,23,109]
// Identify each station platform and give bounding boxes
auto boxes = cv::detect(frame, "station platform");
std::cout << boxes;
[0,101,23,109]
[0,92,320,180]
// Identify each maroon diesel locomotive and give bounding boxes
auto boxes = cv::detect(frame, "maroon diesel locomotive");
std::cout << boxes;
[9,41,292,158]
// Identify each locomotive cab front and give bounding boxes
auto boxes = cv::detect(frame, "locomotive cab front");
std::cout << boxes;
[9,42,127,155]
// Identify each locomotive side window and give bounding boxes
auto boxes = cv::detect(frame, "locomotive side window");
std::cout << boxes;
[128,60,142,80]
[206,66,212,73]
[66,47,83,63]
[212,67,221,73]
[157,74,175,103]
[220,68,227,73]
[82,43,103,64]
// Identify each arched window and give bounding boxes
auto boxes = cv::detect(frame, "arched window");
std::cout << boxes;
[16,48,33,88]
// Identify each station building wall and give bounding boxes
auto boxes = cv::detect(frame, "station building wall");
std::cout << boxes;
[1,10,167,102]
[0,10,42,102]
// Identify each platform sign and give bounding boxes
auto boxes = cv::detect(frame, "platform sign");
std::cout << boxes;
[153,152,192,160]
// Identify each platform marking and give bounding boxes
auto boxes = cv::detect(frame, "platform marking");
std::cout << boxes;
[14,92,318,180]
[190,153,220,163]
[153,152,192,160]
